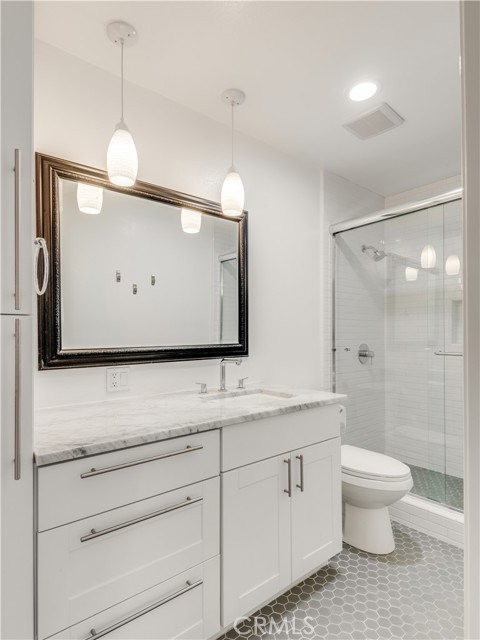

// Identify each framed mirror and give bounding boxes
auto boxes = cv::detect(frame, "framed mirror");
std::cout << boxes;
[36,154,248,369]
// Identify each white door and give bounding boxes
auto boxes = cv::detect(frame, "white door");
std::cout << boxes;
[1,315,33,639]
[291,438,342,582]
[1,1,34,315]
[221,455,291,627]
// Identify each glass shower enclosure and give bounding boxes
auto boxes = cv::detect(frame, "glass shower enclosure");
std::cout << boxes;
[333,196,463,511]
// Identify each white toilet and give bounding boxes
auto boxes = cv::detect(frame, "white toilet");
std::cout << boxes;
[341,445,413,554]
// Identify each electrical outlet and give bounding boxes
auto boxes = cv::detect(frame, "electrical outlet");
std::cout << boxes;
[106,367,130,393]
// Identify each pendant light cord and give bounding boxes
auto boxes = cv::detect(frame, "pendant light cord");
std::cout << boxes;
[231,101,235,168]
[120,38,125,123]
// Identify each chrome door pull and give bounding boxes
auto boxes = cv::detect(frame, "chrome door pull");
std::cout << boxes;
[284,458,292,497]
[80,443,203,478]
[296,454,304,492]
[14,149,21,310]
[84,578,203,639]
[80,496,203,543]
[434,350,463,357]
[34,238,49,296]
[14,319,21,480]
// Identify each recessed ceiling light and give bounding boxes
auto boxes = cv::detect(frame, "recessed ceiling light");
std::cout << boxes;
[349,81,378,102]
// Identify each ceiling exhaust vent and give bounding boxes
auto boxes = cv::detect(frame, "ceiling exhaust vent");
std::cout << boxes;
[343,103,405,140]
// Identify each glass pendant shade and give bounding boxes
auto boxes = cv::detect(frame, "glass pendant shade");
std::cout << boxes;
[77,183,103,214]
[445,254,460,276]
[107,121,138,187]
[181,208,202,234]
[420,244,436,269]
[405,267,418,282]
[221,167,244,217]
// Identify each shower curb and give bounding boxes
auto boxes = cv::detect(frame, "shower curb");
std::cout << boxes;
[389,494,464,549]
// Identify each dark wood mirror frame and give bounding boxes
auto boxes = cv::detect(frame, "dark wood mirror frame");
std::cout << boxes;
[36,153,248,369]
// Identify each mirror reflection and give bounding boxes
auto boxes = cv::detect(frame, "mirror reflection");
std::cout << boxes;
[59,178,239,349]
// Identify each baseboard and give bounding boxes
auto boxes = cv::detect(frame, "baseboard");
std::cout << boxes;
[389,494,464,549]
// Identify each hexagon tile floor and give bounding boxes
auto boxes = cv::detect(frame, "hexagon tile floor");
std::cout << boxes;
[219,523,463,640]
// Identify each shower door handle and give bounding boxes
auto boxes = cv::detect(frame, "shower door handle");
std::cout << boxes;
[434,350,463,357]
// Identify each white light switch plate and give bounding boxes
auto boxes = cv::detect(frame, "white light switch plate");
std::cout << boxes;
[106,367,130,393]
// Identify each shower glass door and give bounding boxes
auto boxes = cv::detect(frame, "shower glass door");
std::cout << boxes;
[333,199,463,511]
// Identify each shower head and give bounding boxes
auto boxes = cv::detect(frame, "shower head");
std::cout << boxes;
[361,244,388,262]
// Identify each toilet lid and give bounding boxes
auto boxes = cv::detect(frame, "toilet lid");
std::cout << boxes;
[341,445,411,480]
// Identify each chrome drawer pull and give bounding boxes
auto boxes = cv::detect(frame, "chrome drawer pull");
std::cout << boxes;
[434,350,463,357]
[14,319,21,480]
[284,458,292,497]
[80,444,204,478]
[85,578,203,639]
[80,495,203,543]
[296,454,304,492]
[14,149,21,310]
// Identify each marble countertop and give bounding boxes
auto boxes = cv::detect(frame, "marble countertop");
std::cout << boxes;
[34,386,346,466]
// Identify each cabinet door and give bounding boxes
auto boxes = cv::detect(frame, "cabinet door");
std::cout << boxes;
[1,316,33,639]
[291,438,342,582]
[1,1,33,315]
[222,455,291,627]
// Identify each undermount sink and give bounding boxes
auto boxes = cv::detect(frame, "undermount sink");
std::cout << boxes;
[201,388,296,403]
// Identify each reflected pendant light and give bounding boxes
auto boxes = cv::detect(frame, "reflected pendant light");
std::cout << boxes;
[420,244,436,269]
[106,22,138,187]
[181,208,202,234]
[445,254,461,276]
[77,183,103,214]
[405,267,418,282]
[221,88,245,217]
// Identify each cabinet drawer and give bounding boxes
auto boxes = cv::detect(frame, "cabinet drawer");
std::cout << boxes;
[47,556,220,640]
[37,430,219,530]
[222,405,341,471]
[38,477,219,640]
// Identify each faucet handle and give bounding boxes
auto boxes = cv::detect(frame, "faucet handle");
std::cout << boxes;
[237,377,248,389]
[195,382,208,394]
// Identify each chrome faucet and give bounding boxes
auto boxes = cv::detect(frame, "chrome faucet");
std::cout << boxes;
[219,358,242,391]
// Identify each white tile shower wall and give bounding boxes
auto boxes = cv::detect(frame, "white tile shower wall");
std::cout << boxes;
[328,176,463,484]
[319,170,385,450]
[383,199,463,479]
[334,225,386,453]
[34,42,322,407]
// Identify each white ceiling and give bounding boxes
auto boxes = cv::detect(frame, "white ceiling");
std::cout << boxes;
[34,1,462,197]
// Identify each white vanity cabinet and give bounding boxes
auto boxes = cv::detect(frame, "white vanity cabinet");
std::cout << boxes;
[1,0,34,315]
[221,405,342,627]
[36,431,221,640]
[1,2,35,638]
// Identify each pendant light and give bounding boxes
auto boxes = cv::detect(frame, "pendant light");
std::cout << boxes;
[106,22,138,187]
[221,89,245,217]
[445,254,461,276]
[405,267,418,282]
[181,208,202,234]
[77,183,103,215]
[420,244,436,269]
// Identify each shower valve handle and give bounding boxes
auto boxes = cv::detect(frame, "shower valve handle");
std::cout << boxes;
[358,343,375,364]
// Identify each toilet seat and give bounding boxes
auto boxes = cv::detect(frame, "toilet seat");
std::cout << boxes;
[341,445,411,482]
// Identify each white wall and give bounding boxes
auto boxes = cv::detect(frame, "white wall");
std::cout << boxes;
[384,175,462,209]
[34,41,322,407]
